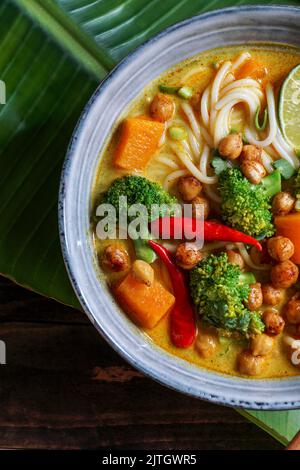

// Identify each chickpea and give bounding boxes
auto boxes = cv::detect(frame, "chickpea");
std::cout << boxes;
[191,195,210,219]
[226,250,245,269]
[267,236,294,262]
[241,160,266,184]
[270,260,299,289]
[177,176,202,202]
[102,244,130,272]
[261,284,283,306]
[218,133,243,160]
[272,191,295,216]
[241,144,262,163]
[263,309,285,335]
[132,260,154,287]
[246,283,263,311]
[149,93,175,122]
[237,350,266,376]
[250,334,274,356]
[285,299,300,324]
[195,331,219,358]
[175,242,203,270]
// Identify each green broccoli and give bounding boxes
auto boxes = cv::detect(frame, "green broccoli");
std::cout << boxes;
[101,175,177,263]
[102,175,177,221]
[218,168,281,238]
[189,253,265,337]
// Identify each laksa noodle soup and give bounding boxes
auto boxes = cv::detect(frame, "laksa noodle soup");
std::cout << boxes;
[93,45,300,378]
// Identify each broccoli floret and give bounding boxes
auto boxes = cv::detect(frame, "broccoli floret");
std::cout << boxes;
[189,253,265,337]
[101,175,178,263]
[102,175,177,221]
[218,168,275,238]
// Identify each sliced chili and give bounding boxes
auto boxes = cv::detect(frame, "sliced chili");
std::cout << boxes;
[150,217,262,251]
[148,240,196,349]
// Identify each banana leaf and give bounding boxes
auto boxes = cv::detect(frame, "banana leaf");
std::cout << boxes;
[2,0,299,445]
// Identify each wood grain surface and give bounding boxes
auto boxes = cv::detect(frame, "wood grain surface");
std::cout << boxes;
[0,277,282,450]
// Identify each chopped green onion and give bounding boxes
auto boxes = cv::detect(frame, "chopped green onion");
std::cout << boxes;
[159,84,180,94]
[133,239,157,263]
[273,158,296,180]
[229,128,239,134]
[295,149,300,158]
[255,105,268,131]
[178,86,193,99]
[159,84,193,99]
[211,156,228,175]
[169,126,187,141]
[260,169,281,198]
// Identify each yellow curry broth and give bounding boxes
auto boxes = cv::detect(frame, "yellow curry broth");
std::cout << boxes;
[93,45,300,378]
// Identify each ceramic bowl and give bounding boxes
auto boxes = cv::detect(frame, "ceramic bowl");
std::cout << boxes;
[59,5,300,410]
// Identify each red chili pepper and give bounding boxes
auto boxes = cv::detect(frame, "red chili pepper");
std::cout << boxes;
[150,217,262,251]
[148,240,196,349]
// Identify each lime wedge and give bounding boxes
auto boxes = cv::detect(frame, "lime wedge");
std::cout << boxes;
[279,64,300,152]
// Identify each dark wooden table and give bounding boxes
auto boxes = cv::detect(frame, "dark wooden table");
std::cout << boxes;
[0,276,282,450]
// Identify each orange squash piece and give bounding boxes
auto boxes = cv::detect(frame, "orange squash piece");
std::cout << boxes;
[114,116,164,171]
[235,59,268,84]
[275,213,300,264]
[114,272,175,329]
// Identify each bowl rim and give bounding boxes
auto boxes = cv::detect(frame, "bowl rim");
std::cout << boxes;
[59,4,300,410]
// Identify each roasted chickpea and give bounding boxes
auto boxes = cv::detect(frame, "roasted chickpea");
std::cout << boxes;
[102,244,130,272]
[250,334,274,356]
[263,309,285,335]
[175,242,203,270]
[246,283,263,311]
[241,160,266,184]
[241,144,262,163]
[267,236,294,262]
[237,350,266,376]
[218,133,243,160]
[226,250,245,269]
[149,93,175,122]
[261,284,283,306]
[285,299,300,324]
[177,176,202,202]
[270,260,299,289]
[195,331,219,358]
[132,260,154,287]
[191,195,210,219]
[272,191,295,216]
